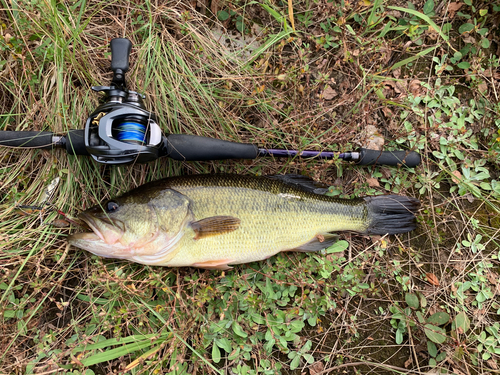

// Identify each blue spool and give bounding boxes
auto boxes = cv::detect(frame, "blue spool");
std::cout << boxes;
[115,121,147,145]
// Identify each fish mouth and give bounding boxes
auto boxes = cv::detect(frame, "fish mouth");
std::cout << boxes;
[73,211,125,245]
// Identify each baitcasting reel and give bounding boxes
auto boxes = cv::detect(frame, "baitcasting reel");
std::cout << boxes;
[85,38,163,164]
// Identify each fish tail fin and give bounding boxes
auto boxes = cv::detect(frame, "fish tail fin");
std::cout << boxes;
[364,195,420,235]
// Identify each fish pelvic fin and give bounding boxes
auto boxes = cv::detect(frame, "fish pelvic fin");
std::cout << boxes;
[290,233,339,252]
[364,195,420,235]
[191,216,241,240]
[191,259,234,270]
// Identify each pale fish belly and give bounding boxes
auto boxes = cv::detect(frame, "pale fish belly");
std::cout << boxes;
[161,186,367,267]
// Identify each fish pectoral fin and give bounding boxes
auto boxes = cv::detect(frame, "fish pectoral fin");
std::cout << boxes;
[292,233,340,252]
[191,259,234,270]
[191,216,241,240]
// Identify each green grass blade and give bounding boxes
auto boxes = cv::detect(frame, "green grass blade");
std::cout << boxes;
[79,337,169,367]
[246,30,295,65]
[390,45,438,71]
[387,6,450,44]
[74,333,170,352]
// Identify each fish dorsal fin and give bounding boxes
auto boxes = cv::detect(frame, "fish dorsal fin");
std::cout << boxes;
[267,174,328,194]
[291,233,339,252]
[191,216,241,240]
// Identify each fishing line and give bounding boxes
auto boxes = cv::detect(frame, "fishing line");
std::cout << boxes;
[114,117,147,145]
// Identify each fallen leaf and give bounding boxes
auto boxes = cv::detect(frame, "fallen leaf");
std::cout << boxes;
[426,272,440,286]
[447,2,463,19]
[366,177,380,187]
[384,80,397,90]
[409,79,423,96]
[404,356,413,368]
[287,0,295,31]
[309,361,324,375]
[487,358,499,370]
[487,272,499,286]
[322,85,338,100]
[210,0,219,15]
[383,80,404,94]
[392,67,401,79]
[381,106,394,117]
[462,35,476,44]
[478,81,488,94]
[451,170,462,184]
[380,167,391,179]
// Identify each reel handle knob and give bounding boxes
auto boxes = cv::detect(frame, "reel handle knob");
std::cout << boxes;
[110,38,132,85]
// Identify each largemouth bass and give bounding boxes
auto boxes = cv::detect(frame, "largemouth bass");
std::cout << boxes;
[68,174,419,269]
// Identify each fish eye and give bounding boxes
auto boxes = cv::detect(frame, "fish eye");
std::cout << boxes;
[106,201,119,212]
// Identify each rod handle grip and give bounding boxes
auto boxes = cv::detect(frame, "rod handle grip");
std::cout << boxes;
[356,148,421,167]
[0,131,54,148]
[65,129,89,156]
[163,134,259,161]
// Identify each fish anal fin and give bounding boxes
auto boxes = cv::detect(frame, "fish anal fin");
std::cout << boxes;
[192,259,234,270]
[291,233,339,252]
[191,216,241,240]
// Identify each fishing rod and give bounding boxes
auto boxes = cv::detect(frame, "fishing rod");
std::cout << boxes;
[0,38,421,168]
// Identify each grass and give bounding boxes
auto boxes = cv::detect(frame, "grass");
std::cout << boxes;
[1,0,500,374]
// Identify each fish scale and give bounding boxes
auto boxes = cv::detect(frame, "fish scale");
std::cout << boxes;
[164,184,366,267]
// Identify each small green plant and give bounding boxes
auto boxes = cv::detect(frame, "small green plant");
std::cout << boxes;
[399,79,499,201]
[450,262,495,308]
[217,9,246,34]
[318,17,342,50]
[287,340,314,370]
[477,323,500,361]
[390,292,450,367]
